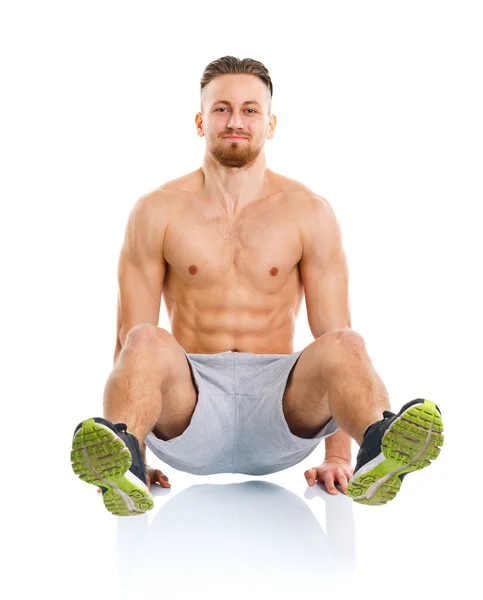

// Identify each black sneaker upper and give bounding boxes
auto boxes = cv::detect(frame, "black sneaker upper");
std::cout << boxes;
[353,398,442,475]
[353,409,398,475]
[108,421,148,488]
[74,417,148,492]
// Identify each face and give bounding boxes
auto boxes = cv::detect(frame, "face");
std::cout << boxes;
[196,74,276,168]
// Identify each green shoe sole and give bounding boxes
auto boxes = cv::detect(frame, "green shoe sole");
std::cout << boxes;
[71,418,154,516]
[347,399,444,506]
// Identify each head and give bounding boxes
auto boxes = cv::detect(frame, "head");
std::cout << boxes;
[196,56,276,168]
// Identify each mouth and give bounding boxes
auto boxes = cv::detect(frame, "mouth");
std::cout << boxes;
[224,136,248,140]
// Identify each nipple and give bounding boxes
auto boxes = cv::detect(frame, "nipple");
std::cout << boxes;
[188,265,198,275]
[269,267,279,276]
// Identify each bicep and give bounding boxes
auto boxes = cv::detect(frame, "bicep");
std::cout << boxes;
[299,196,351,337]
[116,193,168,345]
[117,253,166,344]
[301,248,351,336]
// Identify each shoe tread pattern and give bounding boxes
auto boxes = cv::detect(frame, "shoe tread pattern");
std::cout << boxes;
[71,418,154,516]
[347,400,444,505]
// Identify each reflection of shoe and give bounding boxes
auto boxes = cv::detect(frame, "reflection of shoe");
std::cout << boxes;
[347,399,444,505]
[71,417,154,516]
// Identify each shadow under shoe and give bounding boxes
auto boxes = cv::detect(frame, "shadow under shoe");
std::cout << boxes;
[71,417,154,516]
[347,398,444,505]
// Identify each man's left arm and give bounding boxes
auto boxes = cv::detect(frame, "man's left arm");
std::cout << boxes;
[324,428,352,462]
[297,194,354,493]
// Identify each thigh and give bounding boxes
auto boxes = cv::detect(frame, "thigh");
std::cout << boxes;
[127,324,199,441]
[282,330,342,437]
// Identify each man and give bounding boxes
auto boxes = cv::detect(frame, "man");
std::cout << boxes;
[71,56,444,516]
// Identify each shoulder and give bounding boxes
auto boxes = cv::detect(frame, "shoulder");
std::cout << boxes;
[279,184,339,239]
[267,169,314,199]
[135,170,204,219]
[269,170,334,214]
[156,169,201,197]
[125,187,176,244]
[291,196,342,264]
[134,170,200,216]
[266,171,339,243]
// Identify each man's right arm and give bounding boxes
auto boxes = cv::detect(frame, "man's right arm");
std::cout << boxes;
[113,191,169,365]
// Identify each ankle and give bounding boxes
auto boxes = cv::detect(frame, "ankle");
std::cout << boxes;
[357,412,385,446]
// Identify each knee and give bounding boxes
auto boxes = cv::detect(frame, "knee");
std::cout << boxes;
[318,328,365,355]
[338,328,364,345]
[337,328,366,354]
[318,328,364,347]
[124,324,174,349]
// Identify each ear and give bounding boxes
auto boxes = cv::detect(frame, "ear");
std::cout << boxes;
[267,114,277,140]
[195,112,204,137]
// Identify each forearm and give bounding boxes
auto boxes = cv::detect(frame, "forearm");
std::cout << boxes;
[139,438,147,463]
[113,336,122,366]
[112,329,147,459]
[324,428,352,461]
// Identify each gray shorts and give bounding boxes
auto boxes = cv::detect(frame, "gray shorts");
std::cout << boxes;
[145,349,339,476]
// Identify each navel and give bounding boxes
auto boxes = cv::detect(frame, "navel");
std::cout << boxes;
[269,267,279,276]
[188,265,198,275]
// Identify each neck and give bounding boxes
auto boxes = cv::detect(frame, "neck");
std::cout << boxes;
[199,152,268,215]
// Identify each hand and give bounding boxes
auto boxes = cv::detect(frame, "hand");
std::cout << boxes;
[304,456,354,495]
[145,463,170,491]
[97,463,171,493]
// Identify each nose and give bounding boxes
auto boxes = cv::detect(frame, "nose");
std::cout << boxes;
[226,110,244,130]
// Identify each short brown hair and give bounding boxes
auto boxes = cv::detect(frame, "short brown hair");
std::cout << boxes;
[200,56,273,113]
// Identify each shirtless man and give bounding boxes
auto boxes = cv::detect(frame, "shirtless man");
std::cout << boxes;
[70,56,444,516]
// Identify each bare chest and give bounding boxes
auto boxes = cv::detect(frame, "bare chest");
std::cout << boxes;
[163,198,303,293]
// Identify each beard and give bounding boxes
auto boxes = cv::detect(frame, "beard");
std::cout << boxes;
[209,137,263,169]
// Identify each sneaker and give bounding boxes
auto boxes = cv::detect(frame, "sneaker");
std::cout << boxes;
[347,399,444,505]
[71,417,154,516]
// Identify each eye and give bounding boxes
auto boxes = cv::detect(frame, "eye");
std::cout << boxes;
[214,107,257,113]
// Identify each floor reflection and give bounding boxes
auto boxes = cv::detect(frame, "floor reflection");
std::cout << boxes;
[116,480,356,597]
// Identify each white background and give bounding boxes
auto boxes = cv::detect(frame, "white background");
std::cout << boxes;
[2,1,482,598]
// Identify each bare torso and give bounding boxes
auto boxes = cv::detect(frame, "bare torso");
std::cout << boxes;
[160,168,312,354]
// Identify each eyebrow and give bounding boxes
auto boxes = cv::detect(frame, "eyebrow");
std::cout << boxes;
[212,100,262,108]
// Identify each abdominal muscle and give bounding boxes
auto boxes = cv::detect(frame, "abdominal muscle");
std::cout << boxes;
[164,268,304,354]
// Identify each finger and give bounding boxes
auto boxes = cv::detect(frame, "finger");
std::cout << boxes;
[323,473,338,495]
[305,468,317,486]
[335,473,349,494]
[156,470,171,488]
